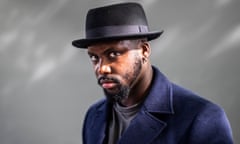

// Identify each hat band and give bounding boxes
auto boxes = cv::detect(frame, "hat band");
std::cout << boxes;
[86,25,149,38]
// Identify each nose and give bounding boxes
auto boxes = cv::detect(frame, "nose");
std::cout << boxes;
[96,60,111,75]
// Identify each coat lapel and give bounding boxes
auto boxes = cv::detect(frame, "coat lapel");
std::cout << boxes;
[89,67,174,144]
[119,110,167,144]
[119,66,175,144]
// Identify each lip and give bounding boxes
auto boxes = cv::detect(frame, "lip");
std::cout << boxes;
[101,82,117,89]
[100,79,118,89]
[98,77,119,89]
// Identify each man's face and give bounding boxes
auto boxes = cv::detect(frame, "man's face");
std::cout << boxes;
[87,40,143,102]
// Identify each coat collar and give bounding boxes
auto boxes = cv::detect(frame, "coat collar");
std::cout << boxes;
[94,66,174,112]
[92,66,174,144]
[143,66,174,114]
[118,66,174,144]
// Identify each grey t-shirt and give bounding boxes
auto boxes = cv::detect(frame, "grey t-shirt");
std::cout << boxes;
[108,102,141,144]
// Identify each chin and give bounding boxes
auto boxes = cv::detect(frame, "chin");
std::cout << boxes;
[104,91,128,103]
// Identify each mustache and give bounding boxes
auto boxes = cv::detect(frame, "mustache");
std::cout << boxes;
[97,76,120,85]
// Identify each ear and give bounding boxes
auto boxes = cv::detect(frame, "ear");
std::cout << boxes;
[140,41,151,60]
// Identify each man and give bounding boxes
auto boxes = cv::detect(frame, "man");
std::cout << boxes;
[72,2,233,144]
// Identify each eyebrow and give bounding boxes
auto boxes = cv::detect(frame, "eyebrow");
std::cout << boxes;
[102,47,118,55]
[88,47,121,56]
[87,51,95,56]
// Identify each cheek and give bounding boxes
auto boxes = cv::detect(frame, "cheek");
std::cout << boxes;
[91,64,99,77]
[115,57,135,73]
[93,64,98,73]
[121,54,142,81]
[123,52,141,65]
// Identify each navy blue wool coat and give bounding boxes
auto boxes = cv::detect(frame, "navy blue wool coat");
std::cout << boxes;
[82,66,233,144]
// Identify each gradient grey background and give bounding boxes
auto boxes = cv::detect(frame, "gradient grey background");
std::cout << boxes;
[0,0,239,144]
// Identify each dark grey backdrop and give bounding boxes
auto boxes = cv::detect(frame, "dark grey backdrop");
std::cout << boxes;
[0,0,239,144]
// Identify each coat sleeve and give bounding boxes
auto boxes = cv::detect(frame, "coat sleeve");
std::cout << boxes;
[188,103,234,144]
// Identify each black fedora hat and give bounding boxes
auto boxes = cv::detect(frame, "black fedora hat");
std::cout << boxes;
[72,2,163,48]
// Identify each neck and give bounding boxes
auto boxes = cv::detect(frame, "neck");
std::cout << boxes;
[120,63,153,107]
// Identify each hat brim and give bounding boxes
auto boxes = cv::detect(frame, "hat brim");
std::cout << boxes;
[72,30,163,48]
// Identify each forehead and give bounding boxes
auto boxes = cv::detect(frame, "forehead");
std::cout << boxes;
[87,40,138,53]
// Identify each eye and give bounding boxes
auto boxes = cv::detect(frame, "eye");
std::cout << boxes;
[89,55,99,63]
[109,51,120,59]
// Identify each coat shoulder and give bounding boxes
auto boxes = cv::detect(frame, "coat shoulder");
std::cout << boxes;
[170,83,233,143]
[88,99,106,111]
[171,83,218,111]
[84,99,107,119]
[171,83,226,122]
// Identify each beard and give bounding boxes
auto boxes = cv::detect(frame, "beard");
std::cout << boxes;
[100,57,142,103]
[103,84,130,103]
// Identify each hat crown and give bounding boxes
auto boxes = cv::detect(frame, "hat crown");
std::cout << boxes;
[86,2,148,33]
[72,2,163,48]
